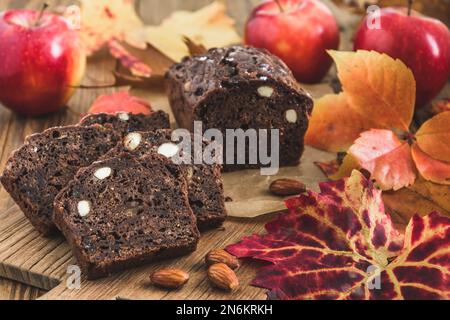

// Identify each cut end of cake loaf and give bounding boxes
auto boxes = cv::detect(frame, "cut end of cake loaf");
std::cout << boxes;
[53,153,200,279]
[165,45,313,171]
[106,129,226,230]
[79,110,170,136]
[0,125,120,235]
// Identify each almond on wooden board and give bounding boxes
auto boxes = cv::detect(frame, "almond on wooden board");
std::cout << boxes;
[150,268,189,289]
[205,249,240,269]
[269,178,306,196]
[207,263,239,291]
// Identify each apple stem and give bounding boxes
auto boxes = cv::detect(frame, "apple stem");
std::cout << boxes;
[407,0,413,16]
[34,3,49,27]
[274,0,284,13]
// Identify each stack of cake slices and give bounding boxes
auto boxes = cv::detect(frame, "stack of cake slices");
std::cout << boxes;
[0,111,226,279]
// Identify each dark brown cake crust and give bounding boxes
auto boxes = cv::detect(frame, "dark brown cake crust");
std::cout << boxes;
[165,45,313,171]
[79,111,170,136]
[53,154,199,279]
[105,129,226,230]
[0,125,120,235]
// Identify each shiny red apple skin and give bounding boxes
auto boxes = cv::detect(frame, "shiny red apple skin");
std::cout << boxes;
[245,0,340,84]
[0,9,86,117]
[354,8,450,108]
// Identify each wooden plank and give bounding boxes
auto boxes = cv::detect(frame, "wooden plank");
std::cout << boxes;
[39,216,271,300]
[0,278,44,300]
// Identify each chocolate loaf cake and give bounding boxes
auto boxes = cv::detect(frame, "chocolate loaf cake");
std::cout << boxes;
[79,110,170,136]
[105,129,226,230]
[53,153,200,279]
[0,125,120,235]
[165,45,313,171]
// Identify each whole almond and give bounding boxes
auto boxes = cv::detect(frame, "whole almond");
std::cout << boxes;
[150,268,189,289]
[207,263,239,291]
[269,178,306,196]
[205,249,239,269]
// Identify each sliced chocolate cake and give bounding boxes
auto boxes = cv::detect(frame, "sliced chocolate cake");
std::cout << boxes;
[53,153,200,279]
[79,110,170,136]
[105,129,226,230]
[0,125,120,235]
[165,45,313,171]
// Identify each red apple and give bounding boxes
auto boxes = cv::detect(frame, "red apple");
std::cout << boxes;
[245,0,340,83]
[354,7,450,108]
[0,9,86,117]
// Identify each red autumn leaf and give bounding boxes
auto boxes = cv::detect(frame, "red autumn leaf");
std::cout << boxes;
[108,40,152,77]
[87,91,152,115]
[348,129,416,190]
[411,144,450,185]
[227,171,450,300]
[314,159,340,178]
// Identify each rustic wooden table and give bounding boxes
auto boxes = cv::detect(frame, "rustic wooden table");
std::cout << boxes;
[0,0,447,300]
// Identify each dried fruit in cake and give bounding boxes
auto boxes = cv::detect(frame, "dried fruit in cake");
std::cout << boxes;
[105,129,226,230]
[79,110,170,136]
[53,153,200,279]
[165,45,313,171]
[0,125,120,235]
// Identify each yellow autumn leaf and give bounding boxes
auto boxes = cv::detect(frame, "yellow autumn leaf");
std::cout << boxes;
[132,1,241,62]
[79,0,145,55]
[329,50,415,132]
[329,154,360,181]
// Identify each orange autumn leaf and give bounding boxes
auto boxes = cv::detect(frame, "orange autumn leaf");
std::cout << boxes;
[411,144,450,186]
[329,50,415,132]
[305,93,376,152]
[79,0,145,55]
[349,129,416,190]
[306,50,416,152]
[415,111,450,163]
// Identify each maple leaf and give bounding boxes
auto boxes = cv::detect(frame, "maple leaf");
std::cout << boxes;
[132,1,241,61]
[227,171,450,300]
[87,91,152,115]
[348,130,416,190]
[79,0,144,55]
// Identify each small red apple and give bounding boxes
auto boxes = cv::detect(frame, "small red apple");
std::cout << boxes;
[354,7,450,108]
[0,9,86,117]
[245,0,340,83]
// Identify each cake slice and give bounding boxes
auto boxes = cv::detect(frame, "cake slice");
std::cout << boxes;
[105,129,226,230]
[0,125,120,235]
[53,153,200,279]
[165,45,313,171]
[79,111,170,136]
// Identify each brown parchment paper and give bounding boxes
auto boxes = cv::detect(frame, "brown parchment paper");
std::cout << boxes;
[222,146,336,218]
